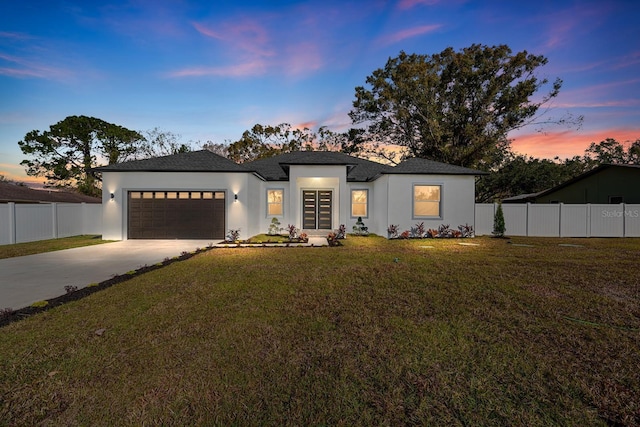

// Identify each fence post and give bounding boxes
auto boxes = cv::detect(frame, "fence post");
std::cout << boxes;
[81,202,87,235]
[8,202,16,244]
[622,203,626,237]
[526,203,530,236]
[586,204,591,238]
[559,203,563,237]
[52,203,58,239]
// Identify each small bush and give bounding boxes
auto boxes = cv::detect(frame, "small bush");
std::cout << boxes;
[64,285,78,294]
[226,229,241,242]
[286,224,299,240]
[493,203,506,237]
[336,224,346,239]
[352,217,369,236]
[267,217,282,235]
[387,224,399,239]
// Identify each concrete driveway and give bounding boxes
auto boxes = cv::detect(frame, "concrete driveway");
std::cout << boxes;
[0,240,213,310]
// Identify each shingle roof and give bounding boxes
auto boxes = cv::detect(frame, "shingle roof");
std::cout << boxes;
[94,150,248,172]
[0,182,101,203]
[94,149,486,180]
[388,157,488,175]
[244,151,393,181]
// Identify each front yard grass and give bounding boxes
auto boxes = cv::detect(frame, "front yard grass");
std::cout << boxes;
[0,235,111,259]
[0,236,638,425]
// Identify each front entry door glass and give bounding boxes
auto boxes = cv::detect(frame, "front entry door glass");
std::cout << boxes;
[302,190,332,230]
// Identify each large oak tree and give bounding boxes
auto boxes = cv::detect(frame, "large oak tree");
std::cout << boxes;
[19,115,144,196]
[350,44,571,168]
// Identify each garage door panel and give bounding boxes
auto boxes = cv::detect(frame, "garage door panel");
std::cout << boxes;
[128,191,225,239]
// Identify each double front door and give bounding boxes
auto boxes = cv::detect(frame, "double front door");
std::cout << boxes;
[302,190,332,230]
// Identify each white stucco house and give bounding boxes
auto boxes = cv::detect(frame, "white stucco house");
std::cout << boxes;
[96,150,485,240]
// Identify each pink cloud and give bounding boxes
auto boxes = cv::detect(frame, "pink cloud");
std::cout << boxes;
[377,24,442,46]
[284,42,324,76]
[167,60,268,78]
[193,20,274,57]
[554,78,640,108]
[0,53,73,80]
[397,0,441,10]
[510,128,640,159]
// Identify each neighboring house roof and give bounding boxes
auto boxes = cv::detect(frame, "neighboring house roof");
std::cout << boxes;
[94,149,487,181]
[0,181,101,204]
[388,157,488,175]
[94,150,248,172]
[502,192,544,203]
[504,163,640,202]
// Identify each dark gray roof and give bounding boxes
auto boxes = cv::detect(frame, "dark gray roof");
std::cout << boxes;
[94,149,486,180]
[388,158,488,175]
[94,150,248,172]
[244,151,394,181]
[0,181,101,204]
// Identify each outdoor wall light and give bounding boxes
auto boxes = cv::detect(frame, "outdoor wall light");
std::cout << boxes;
[234,193,238,202]
[110,192,115,200]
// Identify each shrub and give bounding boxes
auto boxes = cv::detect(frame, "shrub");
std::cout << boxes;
[286,224,299,240]
[327,232,340,246]
[267,217,282,235]
[387,224,399,239]
[298,232,308,242]
[0,307,14,319]
[352,217,369,236]
[226,229,241,242]
[493,203,506,237]
[336,224,346,239]
[459,224,474,237]
[414,222,426,238]
[64,285,78,294]
[400,230,411,239]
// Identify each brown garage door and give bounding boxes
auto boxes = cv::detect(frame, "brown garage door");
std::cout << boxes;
[128,191,225,239]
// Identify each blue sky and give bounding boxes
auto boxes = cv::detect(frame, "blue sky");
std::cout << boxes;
[1,0,639,184]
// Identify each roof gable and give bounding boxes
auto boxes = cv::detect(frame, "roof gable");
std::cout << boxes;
[244,151,393,181]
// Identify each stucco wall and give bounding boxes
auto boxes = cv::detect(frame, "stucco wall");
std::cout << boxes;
[101,171,255,240]
[386,174,476,235]
[289,165,346,231]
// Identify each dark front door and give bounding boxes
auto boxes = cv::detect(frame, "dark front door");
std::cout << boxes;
[302,190,332,230]
[128,191,225,239]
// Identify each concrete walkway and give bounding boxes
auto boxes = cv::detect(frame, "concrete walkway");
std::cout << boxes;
[0,240,213,310]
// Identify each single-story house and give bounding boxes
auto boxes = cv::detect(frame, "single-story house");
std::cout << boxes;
[503,164,640,204]
[96,150,485,240]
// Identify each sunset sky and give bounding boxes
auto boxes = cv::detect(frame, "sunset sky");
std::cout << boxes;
[1,0,639,184]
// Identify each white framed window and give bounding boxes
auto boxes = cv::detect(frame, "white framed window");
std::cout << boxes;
[267,189,284,216]
[413,184,441,218]
[351,189,368,218]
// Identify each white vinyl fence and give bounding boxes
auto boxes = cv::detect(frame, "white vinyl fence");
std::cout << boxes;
[475,203,640,237]
[0,203,102,245]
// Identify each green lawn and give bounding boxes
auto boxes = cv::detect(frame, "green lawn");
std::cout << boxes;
[1,236,638,425]
[0,235,111,259]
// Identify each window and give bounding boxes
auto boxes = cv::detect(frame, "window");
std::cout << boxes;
[267,189,284,216]
[413,185,441,218]
[351,189,368,218]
